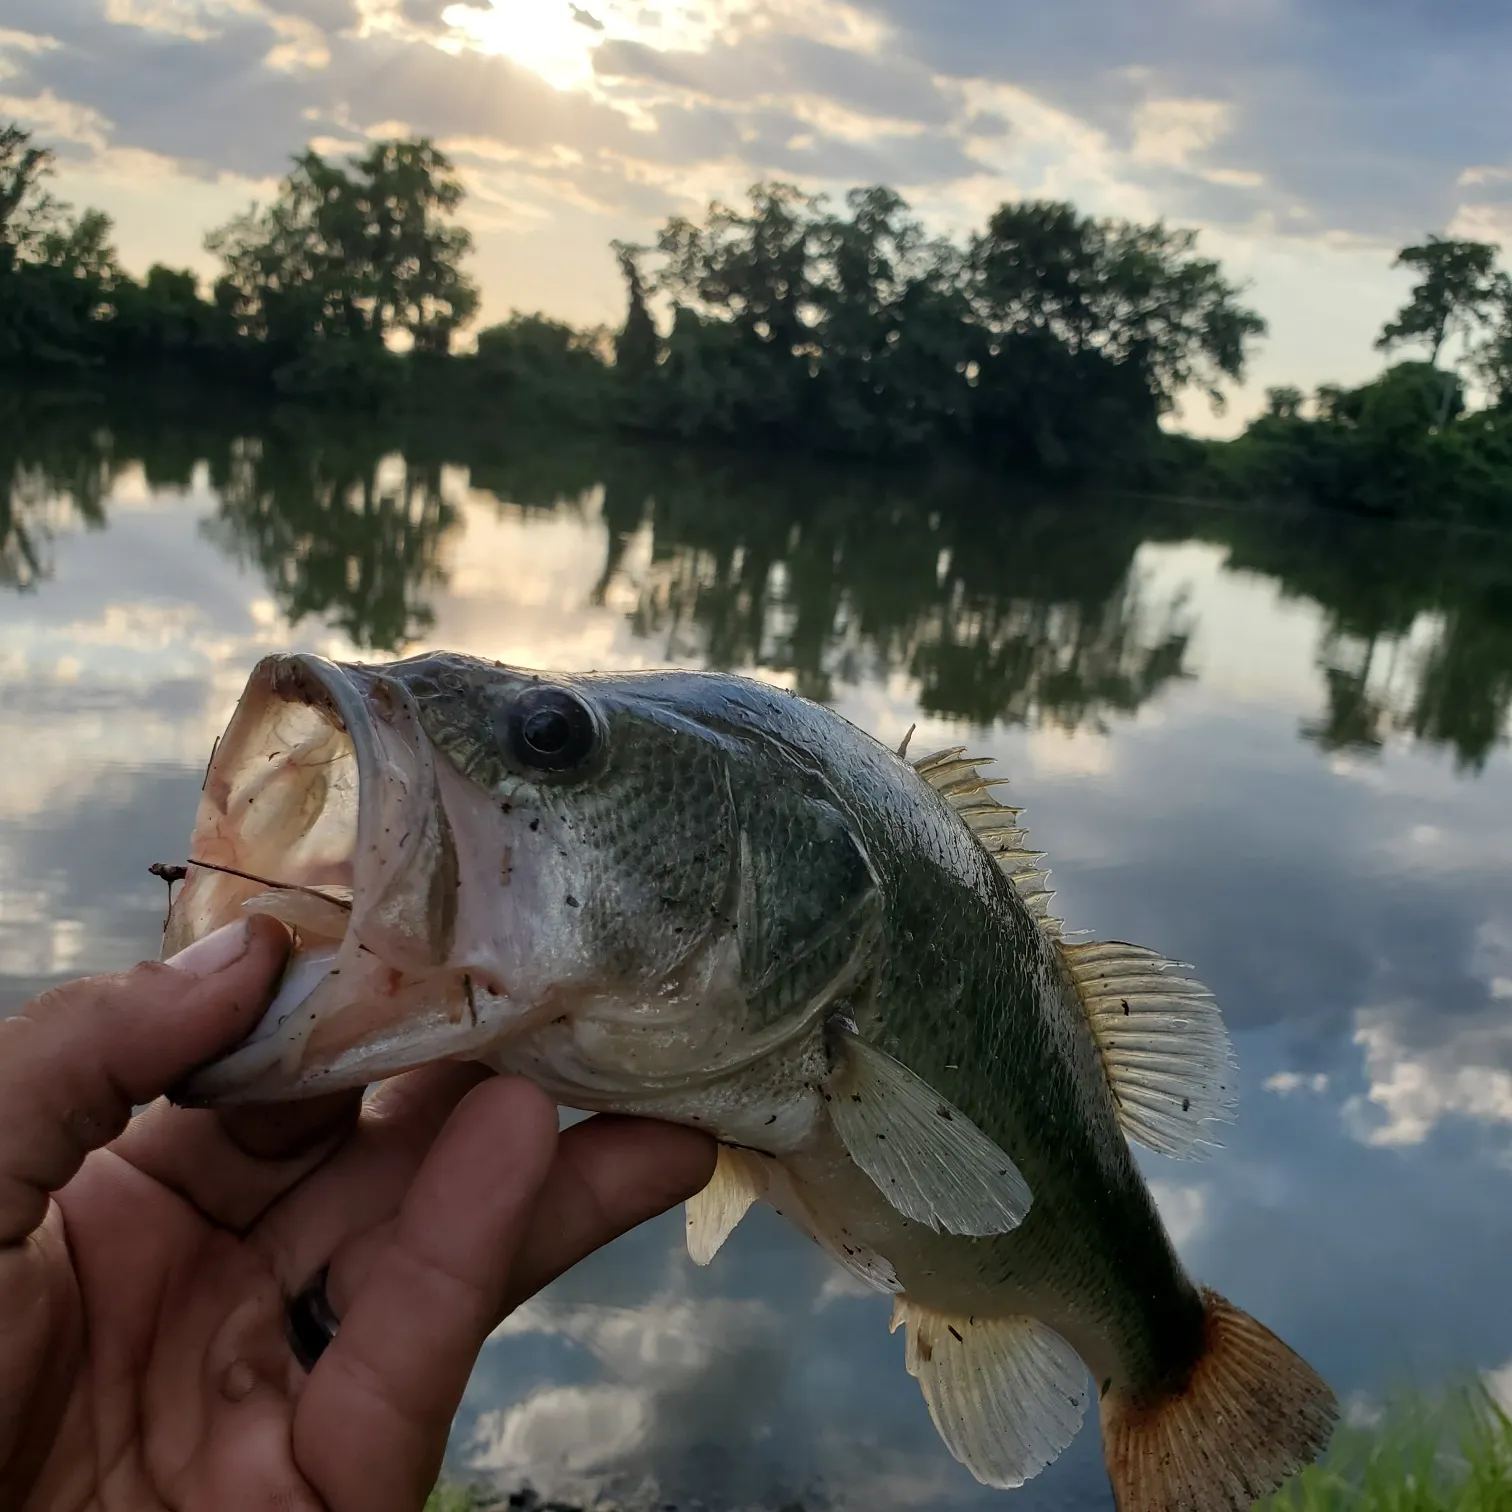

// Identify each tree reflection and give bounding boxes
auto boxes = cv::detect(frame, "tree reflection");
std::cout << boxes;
[203,426,457,652]
[1223,509,1512,772]
[0,400,114,589]
[5,390,1512,767]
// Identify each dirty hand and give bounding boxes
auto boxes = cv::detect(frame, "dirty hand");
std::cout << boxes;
[0,915,716,1511]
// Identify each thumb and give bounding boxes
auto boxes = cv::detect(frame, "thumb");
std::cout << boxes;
[0,915,289,1244]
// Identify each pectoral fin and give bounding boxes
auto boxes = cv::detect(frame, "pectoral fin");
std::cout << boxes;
[824,1028,1032,1237]
[685,1144,769,1265]
[890,1299,1087,1489]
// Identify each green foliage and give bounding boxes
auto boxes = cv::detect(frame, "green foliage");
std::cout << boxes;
[0,121,487,401]
[1224,361,1512,524]
[1475,282,1512,412]
[613,181,1264,470]
[108,264,226,363]
[205,136,479,385]
[0,122,62,260]
[607,241,656,381]
[469,312,613,421]
[1259,1385,1512,1511]
[1377,237,1507,368]
[971,199,1265,411]
[0,130,125,370]
[5,111,1512,518]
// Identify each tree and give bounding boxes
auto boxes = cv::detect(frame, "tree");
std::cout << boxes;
[1265,386,1306,420]
[970,200,1266,413]
[807,186,976,449]
[1475,282,1512,411]
[109,265,220,362]
[206,138,479,363]
[0,122,59,265]
[642,181,821,433]
[1376,236,1506,366]
[611,240,658,377]
[471,312,612,419]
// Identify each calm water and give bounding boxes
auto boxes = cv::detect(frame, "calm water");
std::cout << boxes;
[3,405,1511,1510]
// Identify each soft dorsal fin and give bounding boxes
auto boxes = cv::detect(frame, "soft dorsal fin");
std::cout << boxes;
[1056,940,1235,1158]
[911,746,1235,1160]
[911,747,1062,936]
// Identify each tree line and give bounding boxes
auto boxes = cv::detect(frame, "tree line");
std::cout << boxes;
[3,120,1512,516]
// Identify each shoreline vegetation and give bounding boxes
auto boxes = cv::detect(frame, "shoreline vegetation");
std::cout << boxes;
[3,123,1512,523]
[420,1385,1512,1510]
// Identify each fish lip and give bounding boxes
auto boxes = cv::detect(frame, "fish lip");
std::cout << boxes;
[288,652,398,916]
[170,652,475,1105]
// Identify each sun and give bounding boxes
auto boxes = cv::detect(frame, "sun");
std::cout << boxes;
[443,0,604,92]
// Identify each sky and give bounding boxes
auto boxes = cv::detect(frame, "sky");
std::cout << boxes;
[3,0,1512,433]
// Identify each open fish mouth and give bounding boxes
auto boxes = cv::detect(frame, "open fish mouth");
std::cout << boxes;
[170,653,516,1106]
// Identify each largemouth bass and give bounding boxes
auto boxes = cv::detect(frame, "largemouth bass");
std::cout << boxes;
[167,652,1337,1510]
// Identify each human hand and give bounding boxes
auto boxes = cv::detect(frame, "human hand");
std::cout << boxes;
[0,915,717,1511]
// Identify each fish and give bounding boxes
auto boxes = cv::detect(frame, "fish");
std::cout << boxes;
[166,651,1338,1510]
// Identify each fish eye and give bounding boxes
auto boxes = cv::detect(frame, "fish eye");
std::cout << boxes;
[506,685,599,775]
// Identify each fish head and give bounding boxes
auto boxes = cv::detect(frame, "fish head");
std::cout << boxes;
[173,655,879,1107]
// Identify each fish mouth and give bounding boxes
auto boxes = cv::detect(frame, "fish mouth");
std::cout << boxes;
[170,653,517,1106]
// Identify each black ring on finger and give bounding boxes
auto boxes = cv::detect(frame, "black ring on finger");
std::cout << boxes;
[286,1265,341,1372]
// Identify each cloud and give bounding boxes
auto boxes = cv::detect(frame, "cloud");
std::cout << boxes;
[1264,1070,1330,1096]
[1148,1179,1209,1250]
[1130,96,1232,170]
[1342,919,1512,1151]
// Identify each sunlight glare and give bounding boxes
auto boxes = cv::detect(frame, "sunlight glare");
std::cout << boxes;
[443,0,602,91]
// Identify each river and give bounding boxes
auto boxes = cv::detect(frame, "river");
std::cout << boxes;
[2,403,1509,1509]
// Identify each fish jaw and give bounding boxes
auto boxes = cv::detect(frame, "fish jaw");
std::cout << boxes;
[169,652,542,1104]
[173,951,520,1104]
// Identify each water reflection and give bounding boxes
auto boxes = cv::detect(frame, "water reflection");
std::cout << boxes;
[207,437,458,651]
[8,401,1512,772]
[2,395,1512,1509]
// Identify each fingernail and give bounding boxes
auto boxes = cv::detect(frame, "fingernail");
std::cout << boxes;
[166,920,253,978]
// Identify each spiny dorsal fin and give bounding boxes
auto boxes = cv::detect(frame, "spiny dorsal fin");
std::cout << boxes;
[911,746,1236,1160]
[1056,940,1236,1158]
[911,747,1062,937]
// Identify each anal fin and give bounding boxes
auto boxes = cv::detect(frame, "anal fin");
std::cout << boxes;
[1057,940,1236,1158]
[890,1299,1088,1488]
[825,1028,1032,1237]
[685,1144,768,1265]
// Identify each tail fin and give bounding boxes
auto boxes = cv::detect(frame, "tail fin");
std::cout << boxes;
[1100,1288,1337,1512]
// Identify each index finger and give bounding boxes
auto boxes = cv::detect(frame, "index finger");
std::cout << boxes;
[0,916,289,1245]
